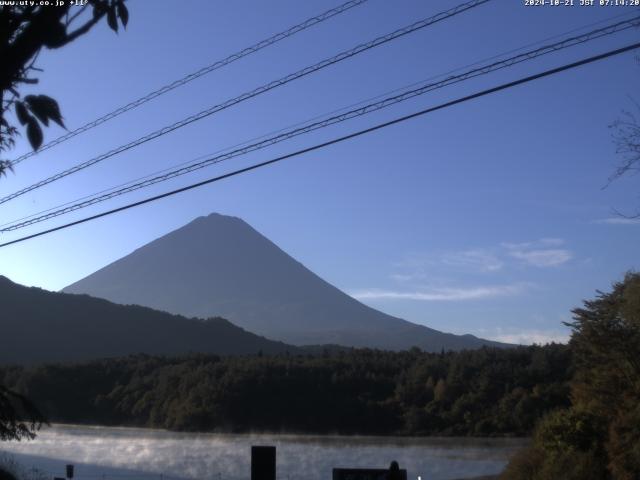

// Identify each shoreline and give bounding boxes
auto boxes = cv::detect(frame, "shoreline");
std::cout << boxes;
[42,422,530,444]
[4,427,516,480]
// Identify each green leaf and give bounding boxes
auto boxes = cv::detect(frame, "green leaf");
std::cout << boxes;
[107,6,118,32]
[117,0,129,28]
[25,95,65,129]
[15,102,30,126]
[26,117,43,151]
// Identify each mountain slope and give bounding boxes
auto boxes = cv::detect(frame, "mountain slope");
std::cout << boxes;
[64,213,507,351]
[0,275,295,365]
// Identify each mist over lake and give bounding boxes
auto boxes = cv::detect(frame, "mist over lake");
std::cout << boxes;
[0,425,527,480]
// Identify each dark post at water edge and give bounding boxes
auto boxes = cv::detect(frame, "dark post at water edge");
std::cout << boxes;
[251,446,276,480]
[251,446,407,480]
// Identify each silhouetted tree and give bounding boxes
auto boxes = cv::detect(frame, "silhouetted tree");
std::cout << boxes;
[606,59,640,217]
[609,101,640,191]
[501,273,640,480]
[0,385,46,441]
[0,0,129,176]
[0,1,129,440]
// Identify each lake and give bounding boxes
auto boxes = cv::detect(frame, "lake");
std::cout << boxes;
[0,425,528,480]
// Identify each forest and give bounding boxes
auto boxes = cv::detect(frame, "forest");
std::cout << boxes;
[0,343,571,437]
[2,274,637,479]
[501,272,640,480]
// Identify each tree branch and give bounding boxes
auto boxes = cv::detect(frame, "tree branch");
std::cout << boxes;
[57,12,105,47]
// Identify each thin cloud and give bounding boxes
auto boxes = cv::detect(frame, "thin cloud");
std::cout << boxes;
[441,249,503,272]
[389,272,428,282]
[594,217,640,225]
[539,237,565,246]
[483,328,570,345]
[501,238,565,250]
[394,238,571,279]
[507,248,572,267]
[391,249,503,279]
[502,239,572,267]
[351,284,525,302]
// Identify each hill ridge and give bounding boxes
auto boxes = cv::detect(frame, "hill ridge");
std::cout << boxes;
[1,275,296,365]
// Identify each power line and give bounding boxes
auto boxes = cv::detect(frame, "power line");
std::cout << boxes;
[1,41,638,249]
[2,16,637,232]
[7,7,633,230]
[7,0,370,167]
[0,0,491,206]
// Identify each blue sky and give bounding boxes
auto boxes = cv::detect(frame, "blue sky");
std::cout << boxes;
[0,0,638,344]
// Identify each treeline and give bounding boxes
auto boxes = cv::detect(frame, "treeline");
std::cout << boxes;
[0,344,570,437]
[501,273,640,480]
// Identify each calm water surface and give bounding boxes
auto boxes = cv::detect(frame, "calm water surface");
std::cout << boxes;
[0,425,528,480]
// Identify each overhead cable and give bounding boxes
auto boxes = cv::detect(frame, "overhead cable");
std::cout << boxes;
[2,16,637,232]
[1,40,638,248]
[8,0,370,166]
[0,0,491,206]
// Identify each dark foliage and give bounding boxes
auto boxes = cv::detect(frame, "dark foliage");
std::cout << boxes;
[0,469,17,480]
[501,273,640,480]
[0,1,129,439]
[0,0,128,172]
[0,344,571,436]
[0,384,46,441]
